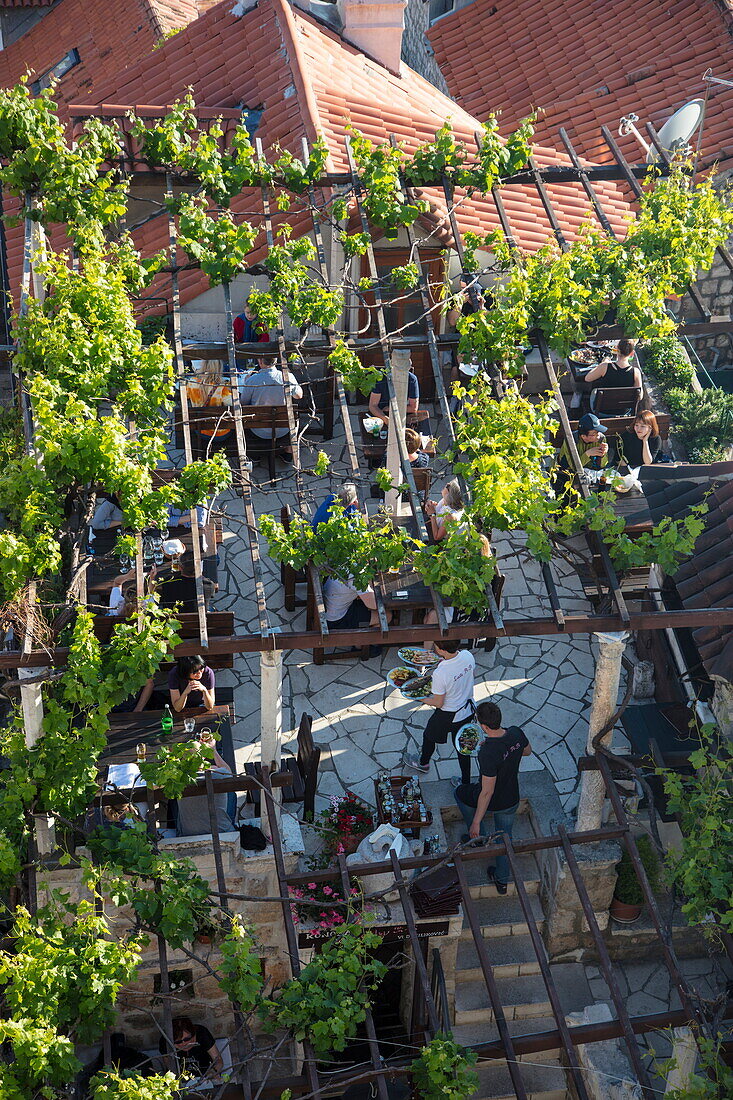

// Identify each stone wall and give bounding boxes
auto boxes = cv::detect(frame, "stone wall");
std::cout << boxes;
[40,819,305,1058]
[712,677,733,740]
[401,0,450,94]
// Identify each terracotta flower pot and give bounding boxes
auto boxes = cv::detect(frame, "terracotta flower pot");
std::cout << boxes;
[609,895,643,923]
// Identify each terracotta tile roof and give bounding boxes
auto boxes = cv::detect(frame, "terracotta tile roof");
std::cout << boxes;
[58,0,633,314]
[0,1,56,7]
[148,0,201,35]
[645,466,733,682]
[428,0,733,169]
[0,0,177,105]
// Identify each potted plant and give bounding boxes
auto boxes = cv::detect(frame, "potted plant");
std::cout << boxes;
[194,909,228,946]
[319,792,375,856]
[610,836,660,923]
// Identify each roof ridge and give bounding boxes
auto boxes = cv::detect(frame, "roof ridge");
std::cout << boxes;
[272,0,335,171]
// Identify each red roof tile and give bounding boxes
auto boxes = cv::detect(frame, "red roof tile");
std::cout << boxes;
[1,0,637,311]
[428,0,733,170]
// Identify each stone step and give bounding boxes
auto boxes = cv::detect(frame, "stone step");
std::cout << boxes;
[464,851,541,900]
[473,1059,568,1100]
[443,811,537,849]
[455,964,594,1027]
[455,973,553,1025]
[456,934,545,981]
[460,893,545,940]
[452,1016,563,1064]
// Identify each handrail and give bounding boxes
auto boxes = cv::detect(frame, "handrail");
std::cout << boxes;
[430,948,452,1036]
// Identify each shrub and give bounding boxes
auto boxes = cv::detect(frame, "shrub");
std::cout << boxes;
[613,835,660,907]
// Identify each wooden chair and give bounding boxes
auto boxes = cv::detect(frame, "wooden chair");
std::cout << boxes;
[245,713,322,820]
[589,386,642,418]
[241,405,292,479]
[280,504,307,612]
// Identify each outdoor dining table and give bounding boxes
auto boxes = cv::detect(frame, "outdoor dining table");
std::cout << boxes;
[102,705,234,771]
[360,414,432,461]
[610,484,654,534]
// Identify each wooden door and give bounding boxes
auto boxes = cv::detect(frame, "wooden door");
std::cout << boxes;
[359,249,445,400]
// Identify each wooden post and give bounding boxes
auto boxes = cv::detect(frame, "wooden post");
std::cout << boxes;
[576,631,628,832]
[385,347,410,513]
[260,648,283,833]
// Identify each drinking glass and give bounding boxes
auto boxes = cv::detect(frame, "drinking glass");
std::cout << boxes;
[183,718,196,735]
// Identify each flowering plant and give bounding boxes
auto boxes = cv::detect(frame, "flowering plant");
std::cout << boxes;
[319,792,375,851]
[289,879,362,935]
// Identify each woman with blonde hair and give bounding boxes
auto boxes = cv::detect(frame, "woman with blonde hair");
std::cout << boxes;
[187,359,233,454]
[425,479,464,541]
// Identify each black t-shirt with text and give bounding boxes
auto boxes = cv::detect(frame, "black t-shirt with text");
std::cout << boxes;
[467,725,528,811]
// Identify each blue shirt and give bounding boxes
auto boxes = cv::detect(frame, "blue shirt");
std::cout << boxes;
[240,365,303,439]
[371,372,419,412]
[312,495,359,530]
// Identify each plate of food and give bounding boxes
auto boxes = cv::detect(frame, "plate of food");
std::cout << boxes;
[456,722,484,757]
[398,647,440,670]
[568,347,599,365]
[386,666,418,690]
[400,674,433,700]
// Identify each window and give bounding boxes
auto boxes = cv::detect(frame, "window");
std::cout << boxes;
[31,48,80,95]
[428,0,453,21]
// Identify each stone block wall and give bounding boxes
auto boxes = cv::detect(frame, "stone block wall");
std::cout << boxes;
[401,0,450,94]
[542,840,621,958]
[41,825,304,1056]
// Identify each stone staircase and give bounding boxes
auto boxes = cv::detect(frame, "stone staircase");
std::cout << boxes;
[443,812,593,1100]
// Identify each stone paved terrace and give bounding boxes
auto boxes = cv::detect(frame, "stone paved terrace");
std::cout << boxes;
[191,409,630,818]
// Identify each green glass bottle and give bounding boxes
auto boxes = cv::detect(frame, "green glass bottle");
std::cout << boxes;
[161,704,174,735]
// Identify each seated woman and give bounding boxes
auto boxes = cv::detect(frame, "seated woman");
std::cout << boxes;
[583,338,643,391]
[187,360,233,454]
[615,410,661,468]
[169,655,216,712]
[425,479,465,541]
[405,428,430,468]
[312,482,359,528]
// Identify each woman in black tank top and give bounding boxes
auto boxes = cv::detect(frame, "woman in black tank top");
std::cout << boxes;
[584,337,642,391]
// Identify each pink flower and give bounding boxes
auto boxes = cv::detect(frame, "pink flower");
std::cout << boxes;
[323,886,333,895]
[308,883,317,889]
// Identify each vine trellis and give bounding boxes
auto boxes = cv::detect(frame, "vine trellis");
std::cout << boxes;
[0,81,730,1098]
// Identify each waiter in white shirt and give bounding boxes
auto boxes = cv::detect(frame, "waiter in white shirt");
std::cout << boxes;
[406,639,475,783]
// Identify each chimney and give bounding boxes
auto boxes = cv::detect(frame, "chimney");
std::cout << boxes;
[337,0,407,74]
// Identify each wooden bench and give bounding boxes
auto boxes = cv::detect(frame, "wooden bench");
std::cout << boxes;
[556,413,672,451]
[174,404,292,477]
[93,612,235,670]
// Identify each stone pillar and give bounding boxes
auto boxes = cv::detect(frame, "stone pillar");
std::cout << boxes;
[260,649,283,834]
[19,667,44,749]
[576,632,628,832]
[385,348,410,513]
[664,1028,698,1095]
[19,668,56,854]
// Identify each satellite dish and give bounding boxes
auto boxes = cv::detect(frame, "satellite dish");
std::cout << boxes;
[646,99,705,162]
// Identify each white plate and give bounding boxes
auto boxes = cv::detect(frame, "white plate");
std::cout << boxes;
[385,666,418,690]
[397,647,440,670]
[456,722,484,757]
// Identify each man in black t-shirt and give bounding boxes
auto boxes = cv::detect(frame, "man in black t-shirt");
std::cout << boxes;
[454,699,531,894]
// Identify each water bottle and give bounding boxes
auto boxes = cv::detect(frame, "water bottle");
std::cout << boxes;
[161,705,174,735]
